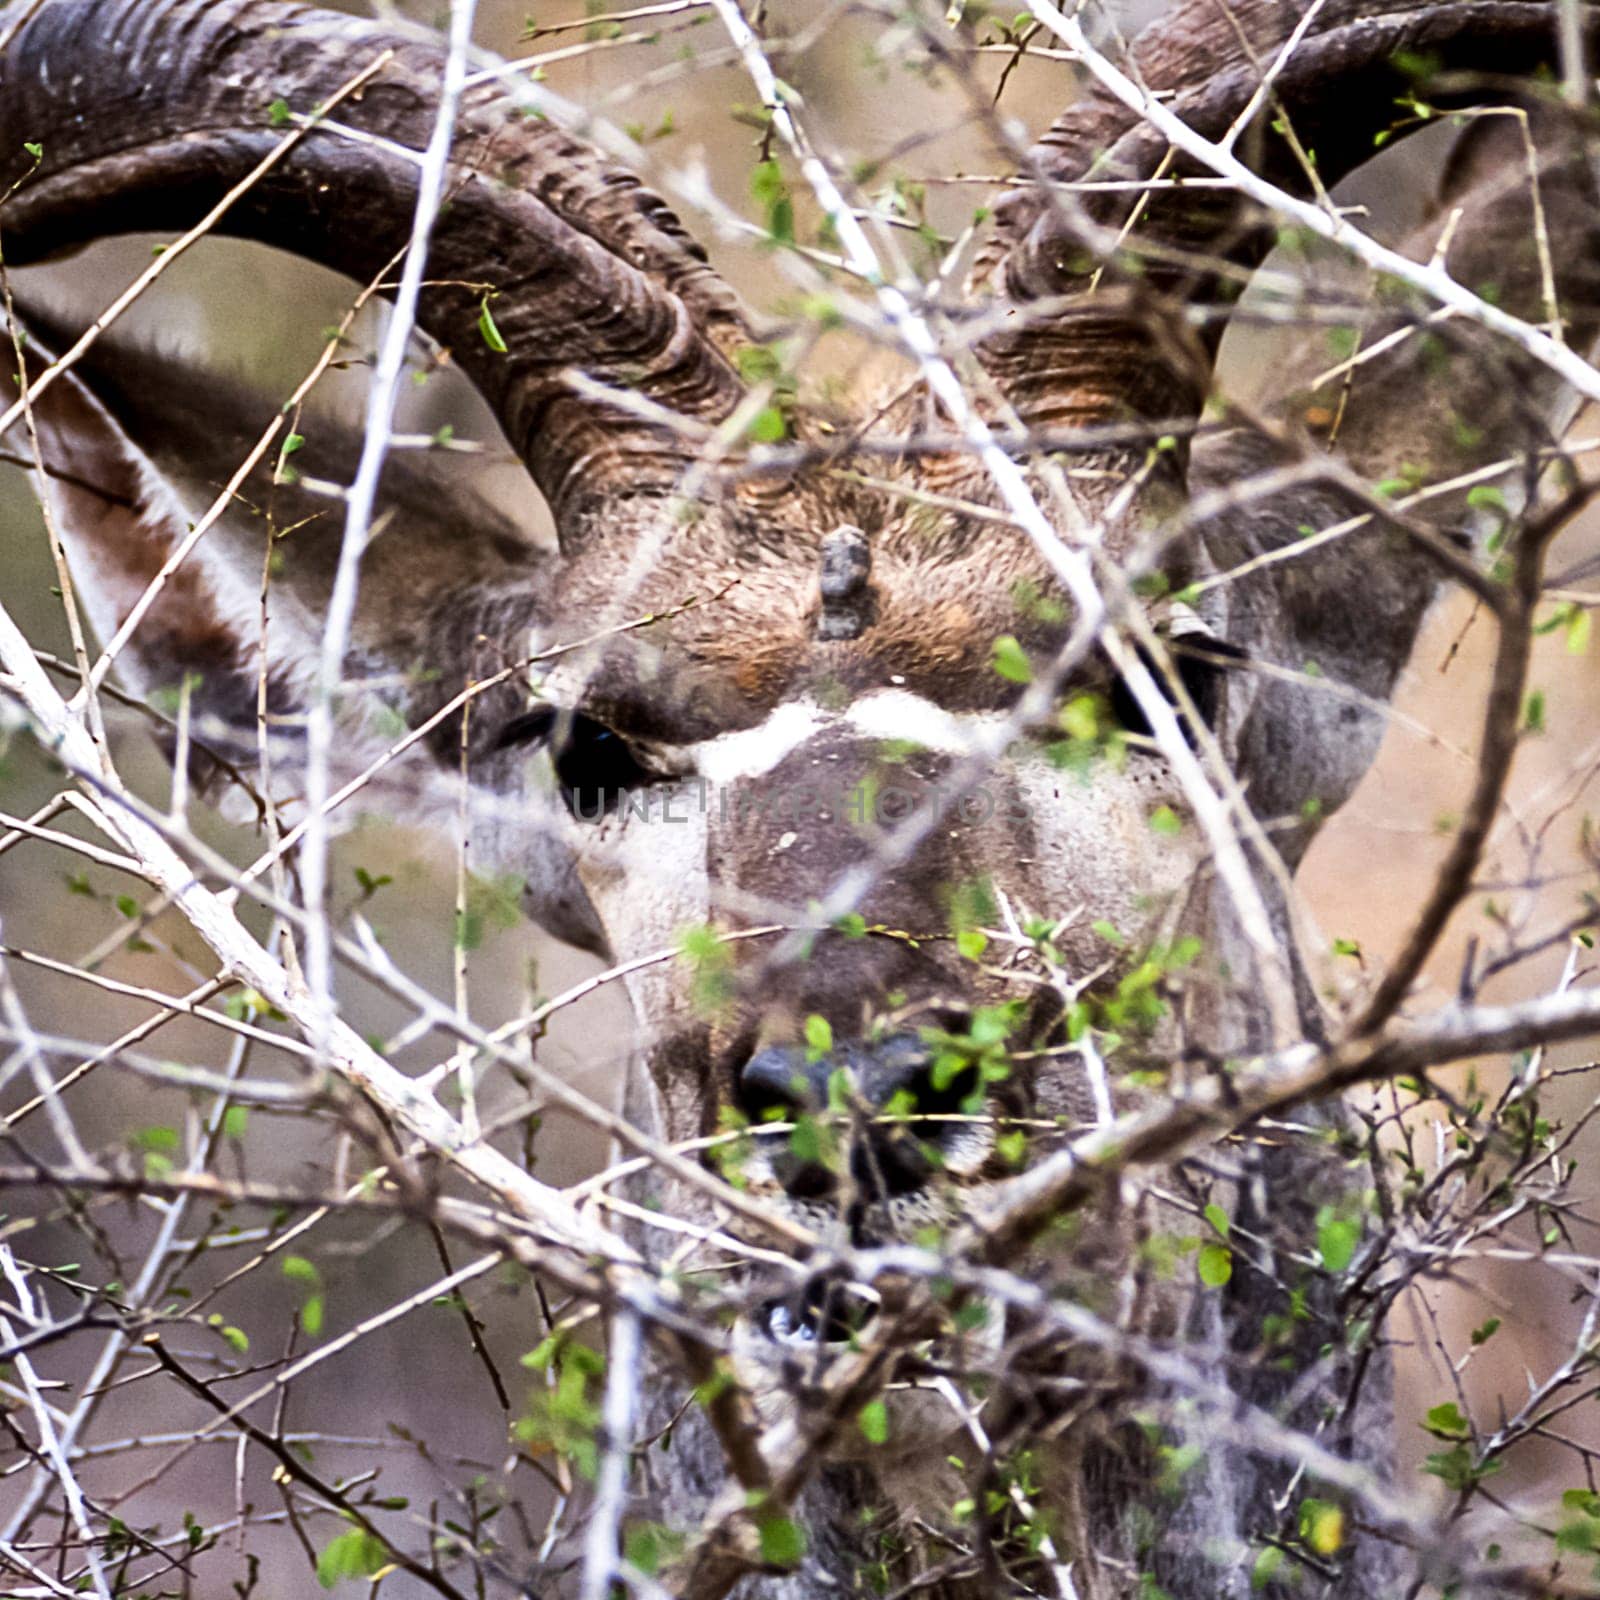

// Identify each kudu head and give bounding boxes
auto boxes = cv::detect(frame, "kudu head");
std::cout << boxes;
[5,0,1599,1478]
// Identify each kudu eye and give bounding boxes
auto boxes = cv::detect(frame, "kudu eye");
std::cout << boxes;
[1108,629,1248,740]
[761,1277,880,1349]
[494,705,660,819]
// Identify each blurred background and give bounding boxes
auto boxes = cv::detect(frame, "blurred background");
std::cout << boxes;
[1,0,1598,1590]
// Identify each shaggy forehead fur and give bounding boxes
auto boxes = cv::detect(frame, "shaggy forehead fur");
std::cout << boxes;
[562,504,1080,742]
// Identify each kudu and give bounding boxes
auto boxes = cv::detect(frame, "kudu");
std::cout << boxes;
[3,0,1600,1595]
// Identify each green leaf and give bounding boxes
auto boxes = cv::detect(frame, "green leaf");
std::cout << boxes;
[478,296,509,354]
[522,1333,562,1371]
[267,99,292,128]
[221,1106,249,1140]
[1423,1401,1469,1440]
[803,1014,833,1062]
[747,405,787,443]
[1556,1514,1600,1553]
[801,293,844,330]
[455,871,524,951]
[353,865,393,898]
[22,140,41,160]
[1423,1442,1502,1491]
[788,1114,833,1167]
[955,928,988,961]
[1568,606,1592,655]
[1299,1498,1344,1555]
[750,159,795,244]
[625,1523,682,1576]
[280,1253,326,1338]
[757,1514,806,1567]
[767,195,795,244]
[274,432,305,483]
[677,921,735,1014]
[1148,805,1182,837]
[224,988,285,1023]
[1250,1545,1284,1591]
[1469,1316,1501,1346]
[735,343,783,383]
[316,1527,387,1588]
[1324,325,1357,361]
[1059,694,1100,741]
[1203,1202,1229,1239]
[991,633,1032,684]
[1524,688,1546,734]
[1197,1242,1232,1288]
[1316,1213,1360,1274]
[858,1399,889,1444]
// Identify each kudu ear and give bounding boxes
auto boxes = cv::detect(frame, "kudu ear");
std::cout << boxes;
[12,322,281,779]
[8,312,609,954]
[8,310,554,787]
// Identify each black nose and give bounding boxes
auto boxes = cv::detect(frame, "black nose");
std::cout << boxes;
[736,1033,980,1203]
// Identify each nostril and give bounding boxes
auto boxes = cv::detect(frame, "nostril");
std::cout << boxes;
[854,1133,931,1198]
[840,1040,987,1200]
[737,1047,820,1124]
[784,1161,837,1201]
[737,1046,841,1202]
[871,1052,984,1187]
[903,1055,982,1123]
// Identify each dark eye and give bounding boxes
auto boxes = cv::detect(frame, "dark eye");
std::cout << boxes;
[494,706,661,819]
[1108,631,1247,740]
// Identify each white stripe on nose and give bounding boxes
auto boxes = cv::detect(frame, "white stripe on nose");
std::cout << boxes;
[693,700,827,782]
[689,689,1003,784]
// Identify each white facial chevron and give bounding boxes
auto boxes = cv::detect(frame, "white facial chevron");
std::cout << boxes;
[688,689,1006,784]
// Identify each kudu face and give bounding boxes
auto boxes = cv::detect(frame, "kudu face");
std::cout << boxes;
[16,313,1211,1450]
[523,570,1209,1243]
[13,310,1208,1251]
[1,5,1545,1301]
[488,515,1215,1443]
